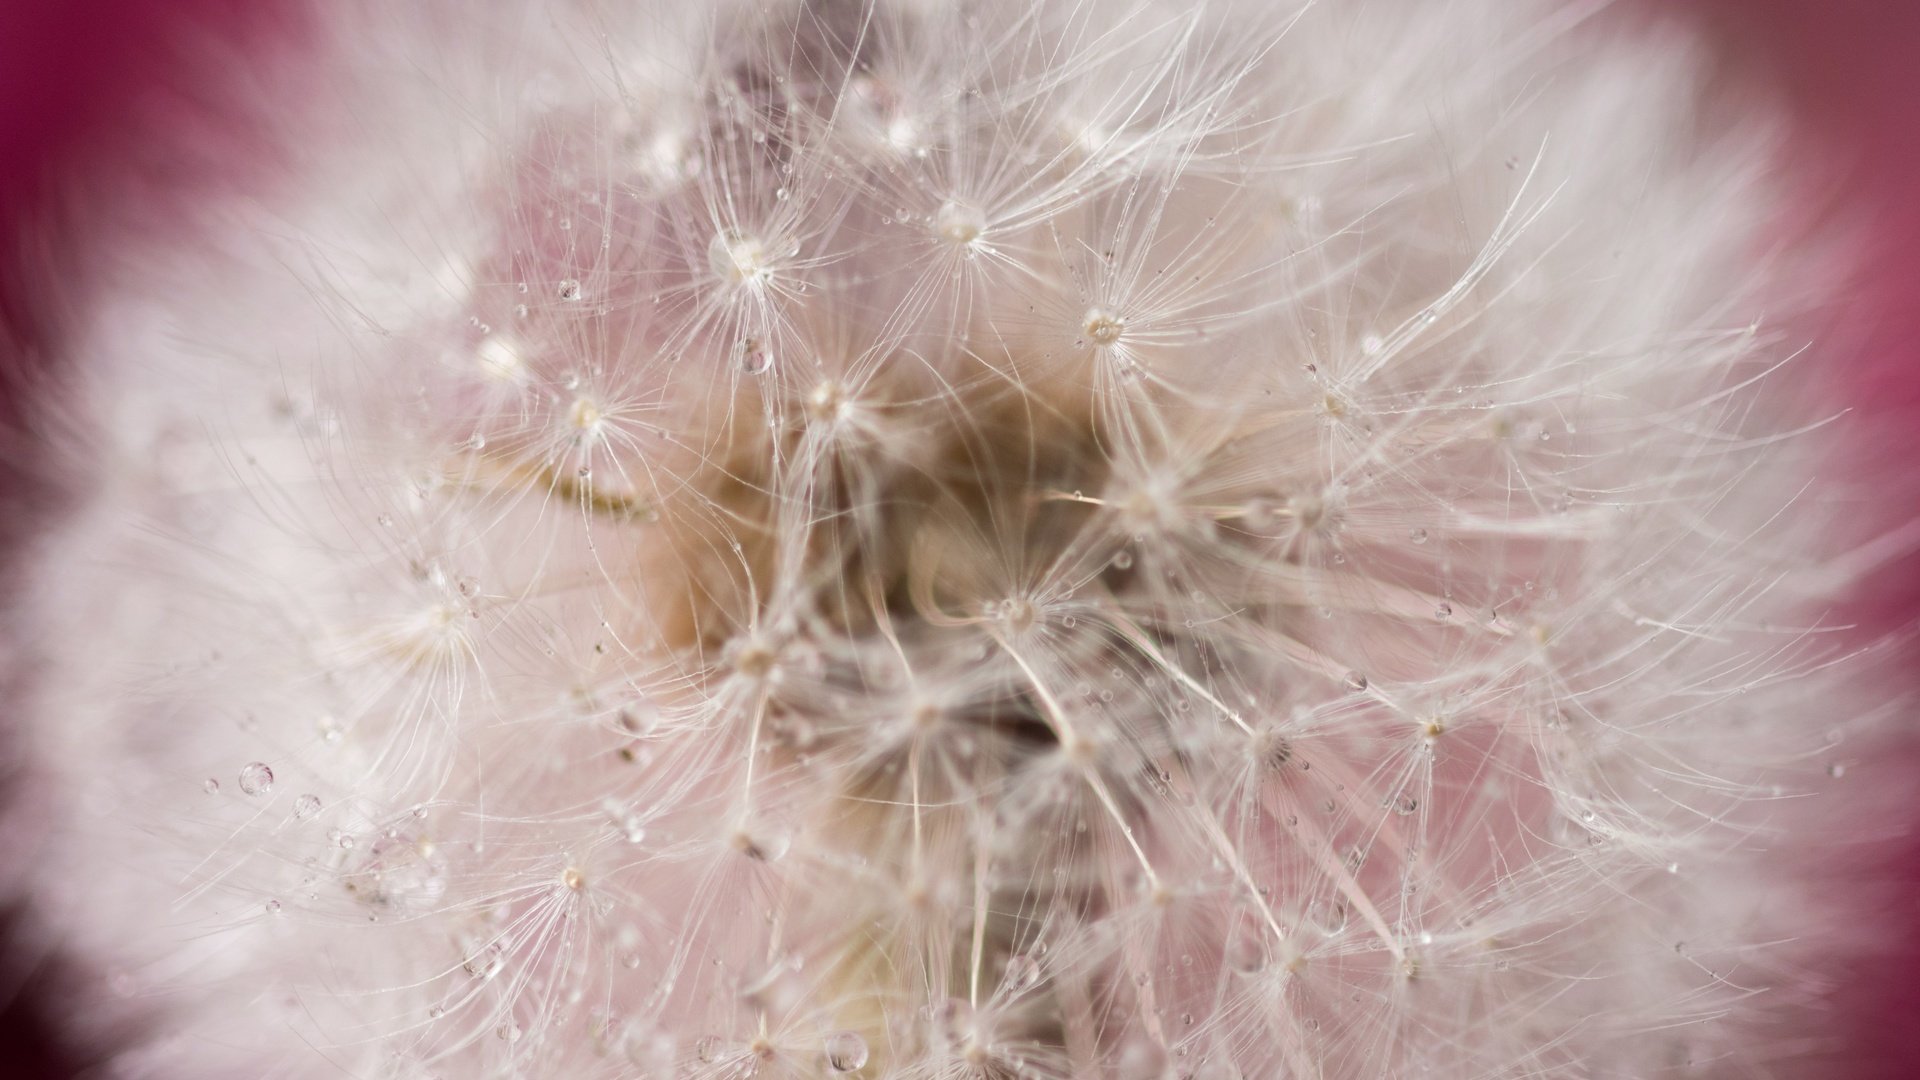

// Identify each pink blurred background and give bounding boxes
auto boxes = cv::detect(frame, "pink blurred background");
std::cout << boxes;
[1,0,1916,1074]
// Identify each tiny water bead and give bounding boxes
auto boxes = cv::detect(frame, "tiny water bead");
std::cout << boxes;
[557,277,583,301]
[737,335,774,375]
[709,230,773,285]
[934,198,986,246]
[475,335,523,380]
[1083,308,1126,347]
[825,1030,869,1072]
[264,898,282,915]
[291,794,321,820]
[1004,952,1042,990]
[237,762,274,796]
[202,778,219,795]
[1225,919,1269,975]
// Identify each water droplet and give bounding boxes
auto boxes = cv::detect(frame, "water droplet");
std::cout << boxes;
[237,762,274,796]
[731,827,790,862]
[736,335,773,375]
[929,997,974,1042]
[1116,1037,1171,1080]
[934,199,987,246]
[695,1034,724,1063]
[825,1030,869,1072]
[1111,550,1134,571]
[463,943,504,979]
[1394,795,1418,816]
[1225,919,1269,974]
[1408,527,1429,544]
[202,778,220,795]
[557,278,582,301]
[709,230,772,285]
[1344,671,1369,692]
[1004,952,1041,991]
[623,1022,675,1073]
[1309,899,1350,935]
[1827,762,1847,779]
[1083,308,1125,347]
[1434,602,1452,620]
[291,794,321,819]
[264,898,282,915]
[1190,1056,1243,1080]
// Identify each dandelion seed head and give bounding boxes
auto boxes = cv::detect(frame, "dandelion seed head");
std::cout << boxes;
[9,0,1901,1077]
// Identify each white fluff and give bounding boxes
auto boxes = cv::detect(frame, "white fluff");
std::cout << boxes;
[10,0,1887,1076]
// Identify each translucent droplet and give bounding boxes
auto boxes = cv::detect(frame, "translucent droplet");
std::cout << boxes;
[709,230,771,285]
[1116,1037,1172,1080]
[825,1030,869,1072]
[624,1023,676,1075]
[1225,919,1268,974]
[202,778,220,795]
[1190,1055,1243,1080]
[731,827,790,863]
[934,199,986,245]
[1827,762,1847,779]
[1111,550,1134,571]
[1083,308,1125,347]
[237,762,274,796]
[1408,527,1429,544]
[929,997,974,1043]
[1309,898,1350,935]
[1394,795,1418,816]
[695,1034,724,1063]
[557,278,583,301]
[264,898,282,915]
[476,335,523,380]
[736,336,773,375]
[1344,671,1369,692]
[1004,952,1041,991]
[463,943,504,980]
[291,794,321,819]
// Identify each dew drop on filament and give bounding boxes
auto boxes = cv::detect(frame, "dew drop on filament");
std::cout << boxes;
[238,762,274,796]
[825,1030,869,1072]
[1004,952,1041,991]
